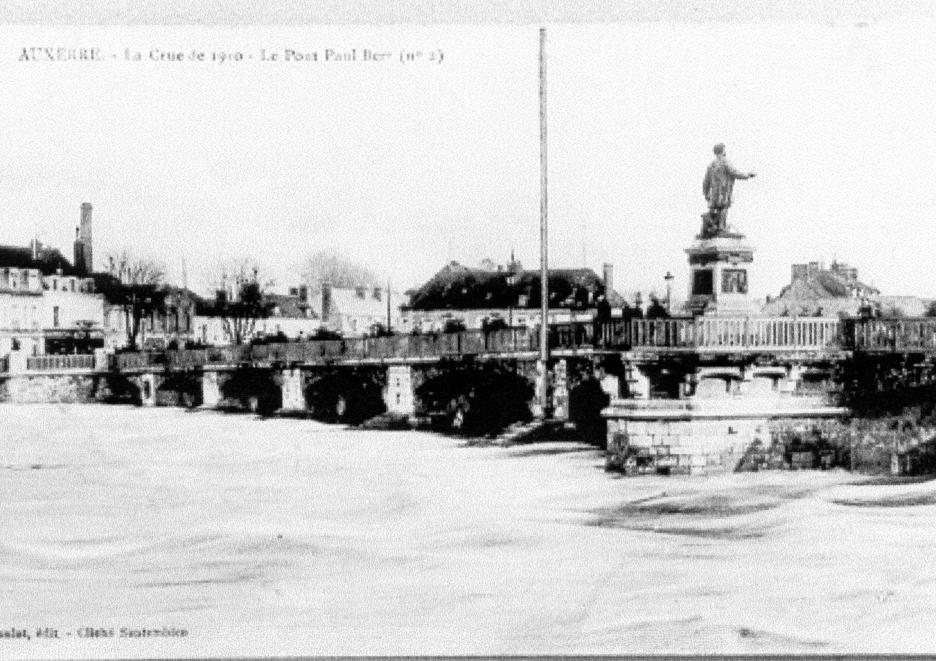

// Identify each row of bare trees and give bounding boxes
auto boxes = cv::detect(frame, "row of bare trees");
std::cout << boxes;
[103,249,378,350]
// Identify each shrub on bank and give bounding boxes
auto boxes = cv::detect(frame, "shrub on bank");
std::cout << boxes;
[734,417,936,475]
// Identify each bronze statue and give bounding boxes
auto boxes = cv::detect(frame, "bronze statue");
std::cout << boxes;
[701,143,756,237]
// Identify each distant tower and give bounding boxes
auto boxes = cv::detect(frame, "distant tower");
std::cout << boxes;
[73,202,93,275]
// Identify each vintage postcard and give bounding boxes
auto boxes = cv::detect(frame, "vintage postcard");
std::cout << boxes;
[2,2,936,658]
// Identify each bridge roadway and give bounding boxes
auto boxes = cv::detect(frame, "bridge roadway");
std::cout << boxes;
[6,316,936,376]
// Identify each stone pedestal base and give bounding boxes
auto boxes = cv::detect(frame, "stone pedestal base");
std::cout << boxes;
[604,398,847,474]
[685,233,755,316]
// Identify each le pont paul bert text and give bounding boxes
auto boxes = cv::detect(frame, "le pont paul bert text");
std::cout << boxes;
[17,47,445,65]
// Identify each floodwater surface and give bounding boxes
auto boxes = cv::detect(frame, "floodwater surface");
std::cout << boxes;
[2,404,935,657]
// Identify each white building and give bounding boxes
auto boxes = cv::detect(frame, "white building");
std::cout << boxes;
[319,283,401,336]
[0,264,103,356]
[0,204,106,356]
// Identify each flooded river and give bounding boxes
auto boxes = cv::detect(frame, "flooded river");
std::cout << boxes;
[2,404,935,657]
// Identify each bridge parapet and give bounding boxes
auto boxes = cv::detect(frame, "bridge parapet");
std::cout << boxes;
[625,317,842,352]
[26,353,96,371]
[851,318,936,353]
[4,317,936,377]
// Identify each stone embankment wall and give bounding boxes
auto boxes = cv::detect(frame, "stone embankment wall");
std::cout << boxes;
[606,416,762,474]
[0,373,138,405]
[608,413,936,476]
[0,374,98,404]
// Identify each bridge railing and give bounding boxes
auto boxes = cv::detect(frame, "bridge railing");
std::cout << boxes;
[629,319,696,348]
[617,317,843,352]
[549,322,594,350]
[26,353,96,371]
[852,318,936,352]
[62,316,936,374]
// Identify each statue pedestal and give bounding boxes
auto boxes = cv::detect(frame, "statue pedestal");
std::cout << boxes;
[685,233,756,316]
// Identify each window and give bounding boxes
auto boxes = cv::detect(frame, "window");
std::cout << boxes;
[53,306,60,328]
[692,270,714,296]
[373,288,382,301]
[52,279,58,291]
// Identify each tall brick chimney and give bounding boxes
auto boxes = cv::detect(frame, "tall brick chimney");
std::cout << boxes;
[74,202,93,274]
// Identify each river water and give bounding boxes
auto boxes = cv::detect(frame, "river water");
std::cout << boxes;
[2,403,935,657]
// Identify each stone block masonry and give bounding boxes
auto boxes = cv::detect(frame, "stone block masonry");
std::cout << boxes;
[1,374,97,404]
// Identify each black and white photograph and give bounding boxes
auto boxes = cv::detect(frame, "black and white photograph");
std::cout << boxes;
[2,2,936,657]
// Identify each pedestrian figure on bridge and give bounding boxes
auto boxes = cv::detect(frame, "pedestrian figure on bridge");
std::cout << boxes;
[593,295,612,348]
[702,143,756,237]
[646,295,670,345]
[620,296,643,349]
[646,295,669,319]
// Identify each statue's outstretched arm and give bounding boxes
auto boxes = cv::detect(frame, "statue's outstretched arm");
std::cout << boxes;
[726,161,755,180]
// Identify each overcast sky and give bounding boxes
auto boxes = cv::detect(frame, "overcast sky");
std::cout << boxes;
[2,19,936,301]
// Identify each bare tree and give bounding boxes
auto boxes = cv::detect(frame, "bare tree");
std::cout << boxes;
[102,251,167,350]
[209,259,275,345]
[302,249,377,289]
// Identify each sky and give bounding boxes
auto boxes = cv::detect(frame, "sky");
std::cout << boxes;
[2,19,936,302]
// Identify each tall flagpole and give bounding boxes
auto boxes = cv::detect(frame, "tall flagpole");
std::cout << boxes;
[538,27,550,417]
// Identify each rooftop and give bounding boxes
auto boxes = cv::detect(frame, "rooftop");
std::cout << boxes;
[404,261,624,311]
[0,243,79,276]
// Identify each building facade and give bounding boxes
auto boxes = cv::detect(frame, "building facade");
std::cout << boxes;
[762,261,881,317]
[318,283,400,336]
[0,248,104,356]
[194,289,322,346]
[102,286,199,350]
[400,259,622,333]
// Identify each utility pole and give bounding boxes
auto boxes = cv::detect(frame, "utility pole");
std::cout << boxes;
[537,26,550,419]
[386,279,392,333]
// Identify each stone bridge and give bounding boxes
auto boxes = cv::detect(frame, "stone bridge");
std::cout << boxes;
[3,316,936,440]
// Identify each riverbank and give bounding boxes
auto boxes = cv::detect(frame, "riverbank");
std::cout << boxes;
[2,404,935,656]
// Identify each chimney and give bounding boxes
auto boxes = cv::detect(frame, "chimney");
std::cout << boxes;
[791,264,808,282]
[602,263,614,293]
[76,202,93,274]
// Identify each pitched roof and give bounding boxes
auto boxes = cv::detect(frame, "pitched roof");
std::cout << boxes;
[0,244,77,276]
[770,262,880,304]
[404,262,624,311]
[265,292,316,319]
